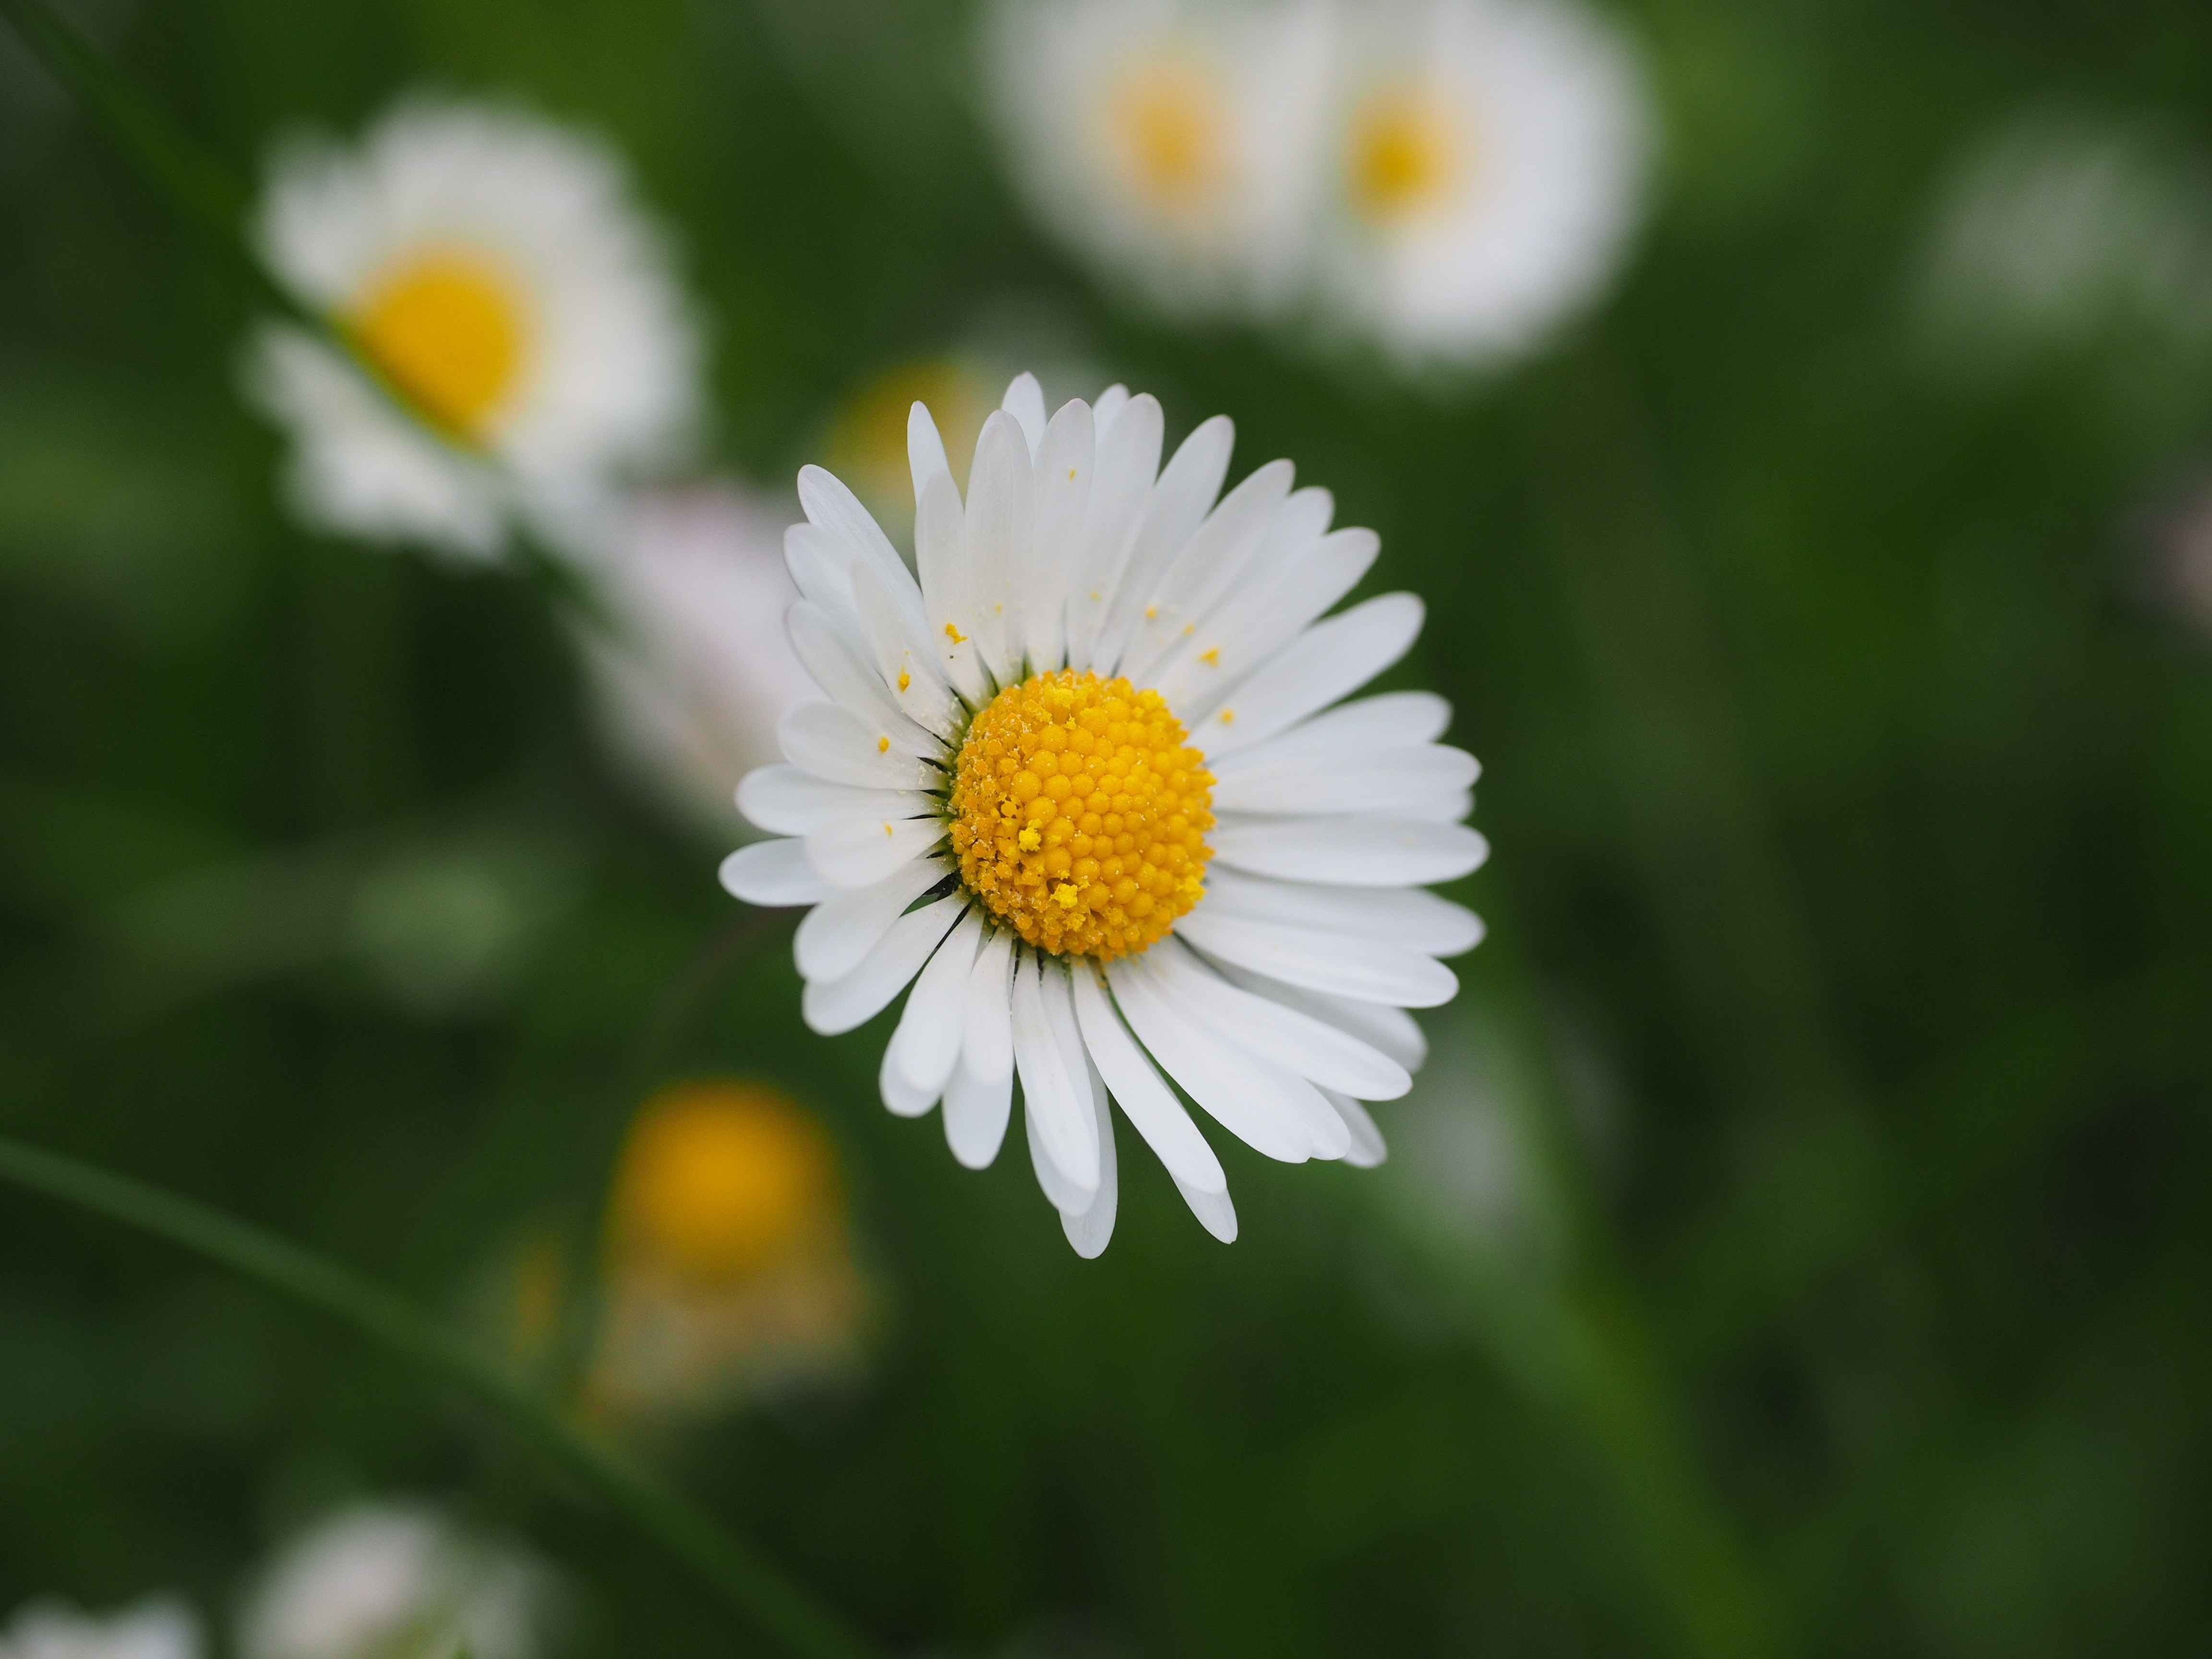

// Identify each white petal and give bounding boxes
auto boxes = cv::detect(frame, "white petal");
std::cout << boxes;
[1149,938,1412,1100]
[783,522,866,639]
[1209,743,1479,817]
[794,854,949,982]
[1200,593,1425,757]
[800,894,964,1034]
[960,411,1033,683]
[1093,383,1130,431]
[851,559,963,739]
[1172,907,1459,1008]
[1213,692,1452,769]
[778,701,936,790]
[797,464,927,635]
[786,601,937,749]
[803,814,948,890]
[1023,397,1094,672]
[1210,814,1490,887]
[944,1046,1012,1169]
[1157,530,1380,718]
[1059,1054,1119,1259]
[1098,414,1234,672]
[890,906,984,1096]
[1105,959,1316,1162]
[907,399,951,503]
[1173,1174,1238,1242]
[1070,962,1227,1193]
[1202,867,1485,958]
[915,468,990,706]
[736,765,930,836]
[1324,1090,1389,1168]
[962,926,1017,1082]
[719,839,826,907]
[1024,1064,1094,1214]
[1121,458,1295,685]
[1214,963,1432,1072]
[1011,952,1100,1193]
[1002,372,1046,455]
[880,1038,939,1118]
[1067,392,1163,670]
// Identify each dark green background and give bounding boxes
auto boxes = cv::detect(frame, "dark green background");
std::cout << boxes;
[3,0,2210,1653]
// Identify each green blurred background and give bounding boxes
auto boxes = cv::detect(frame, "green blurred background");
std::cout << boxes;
[4,0,2212,1654]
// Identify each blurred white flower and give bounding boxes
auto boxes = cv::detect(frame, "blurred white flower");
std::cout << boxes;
[1309,0,1651,368]
[574,484,817,835]
[0,1599,199,1659]
[240,1505,551,1659]
[1915,110,2212,377]
[242,96,704,561]
[982,0,1333,318]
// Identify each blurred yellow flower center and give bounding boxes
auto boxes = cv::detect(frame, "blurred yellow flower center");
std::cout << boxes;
[950,670,1213,961]
[351,250,529,441]
[611,1082,837,1283]
[1108,57,1226,212]
[1348,88,1464,224]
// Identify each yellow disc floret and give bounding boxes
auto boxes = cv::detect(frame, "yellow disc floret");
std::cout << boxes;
[949,669,1213,961]
[351,249,529,442]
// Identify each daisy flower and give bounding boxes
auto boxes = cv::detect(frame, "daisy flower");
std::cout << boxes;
[243,96,703,560]
[0,1599,199,1659]
[721,374,1487,1254]
[981,0,1332,318]
[575,484,816,834]
[1310,0,1650,368]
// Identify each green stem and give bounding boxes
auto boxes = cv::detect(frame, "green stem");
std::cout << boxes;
[0,1134,880,1659]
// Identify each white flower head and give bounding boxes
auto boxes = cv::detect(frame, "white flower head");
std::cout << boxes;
[982,0,1333,318]
[575,484,816,834]
[0,1599,200,1659]
[1310,0,1652,368]
[243,96,704,560]
[723,374,1488,1255]
[240,1504,551,1659]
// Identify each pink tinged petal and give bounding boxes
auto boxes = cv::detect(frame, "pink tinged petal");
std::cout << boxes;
[907,399,952,503]
[1098,414,1234,673]
[890,907,984,1096]
[1149,938,1412,1100]
[1173,1174,1238,1243]
[1121,458,1295,685]
[962,926,1017,1083]
[735,765,931,836]
[1199,592,1426,757]
[1202,867,1485,958]
[1207,743,1479,817]
[1067,392,1163,671]
[915,468,989,706]
[1011,951,1100,1194]
[777,701,935,790]
[1024,397,1095,672]
[943,1047,1012,1169]
[802,814,947,890]
[1170,907,1460,1008]
[1002,372,1047,455]
[1209,814,1490,888]
[719,839,826,907]
[960,412,1034,684]
[1322,1089,1389,1168]
[1104,960,1315,1162]
[794,853,949,982]
[801,894,963,1034]
[1070,962,1226,1193]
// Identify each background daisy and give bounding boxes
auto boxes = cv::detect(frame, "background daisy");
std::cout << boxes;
[1310,0,1652,367]
[0,1600,199,1659]
[243,96,704,560]
[723,374,1486,1254]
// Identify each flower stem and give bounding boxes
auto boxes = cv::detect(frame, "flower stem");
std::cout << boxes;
[0,1133,881,1659]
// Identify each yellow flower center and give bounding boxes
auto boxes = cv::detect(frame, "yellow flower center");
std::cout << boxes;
[350,250,529,441]
[1347,87,1465,224]
[949,670,1213,962]
[610,1082,838,1284]
[1108,56,1227,213]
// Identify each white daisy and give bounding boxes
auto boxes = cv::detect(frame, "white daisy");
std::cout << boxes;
[721,373,1487,1255]
[0,1599,199,1659]
[574,484,816,834]
[1310,0,1651,368]
[981,0,1332,318]
[240,1504,550,1659]
[243,96,703,560]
